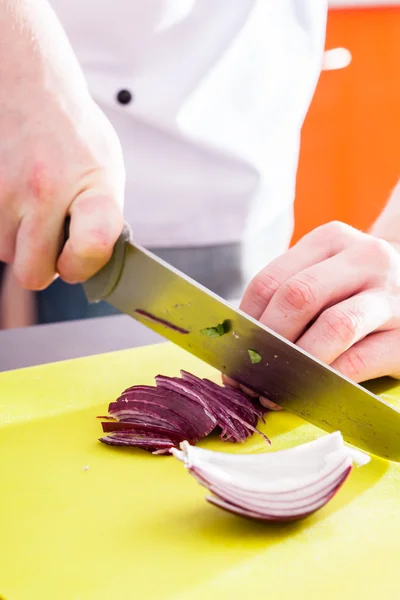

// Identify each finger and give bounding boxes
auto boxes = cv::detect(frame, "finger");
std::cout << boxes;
[222,375,282,410]
[13,208,66,290]
[331,329,400,383]
[240,221,363,319]
[296,290,392,366]
[239,385,259,398]
[221,374,240,389]
[257,247,379,342]
[57,191,124,283]
[259,397,283,411]
[222,375,259,397]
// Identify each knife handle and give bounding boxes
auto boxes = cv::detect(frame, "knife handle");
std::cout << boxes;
[61,216,133,303]
[63,216,71,246]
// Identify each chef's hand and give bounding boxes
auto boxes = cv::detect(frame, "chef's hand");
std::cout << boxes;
[240,222,400,387]
[0,0,125,290]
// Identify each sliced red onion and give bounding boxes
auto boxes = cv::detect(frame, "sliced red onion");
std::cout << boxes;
[157,372,268,443]
[181,372,265,421]
[110,399,207,442]
[117,387,215,440]
[99,371,268,452]
[171,432,370,521]
[154,375,218,422]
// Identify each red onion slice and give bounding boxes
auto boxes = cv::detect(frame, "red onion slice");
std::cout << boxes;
[190,463,352,517]
[160,373,268,443]
[101,421,184,441]
[101,431,177,450]
[117,388,215,440]
[181,371,265,420]
[189,456,351,500]
[171,432,369,522]
[206,494,341,522]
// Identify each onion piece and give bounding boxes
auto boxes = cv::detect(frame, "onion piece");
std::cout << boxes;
[171,432,370,521]
[101,421,184,441]
[101,431,177,451]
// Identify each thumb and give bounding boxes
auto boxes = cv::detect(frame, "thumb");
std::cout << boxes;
[57,190,124,283]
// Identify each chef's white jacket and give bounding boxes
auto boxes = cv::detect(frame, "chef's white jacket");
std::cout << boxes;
[51,0,327,283]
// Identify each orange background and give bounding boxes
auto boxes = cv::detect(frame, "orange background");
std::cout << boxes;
[292,6,400,245]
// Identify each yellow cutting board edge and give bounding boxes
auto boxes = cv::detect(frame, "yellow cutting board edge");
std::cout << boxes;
[1,341,400,600]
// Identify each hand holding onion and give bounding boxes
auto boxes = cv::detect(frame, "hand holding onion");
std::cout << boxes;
[239,222,400,384]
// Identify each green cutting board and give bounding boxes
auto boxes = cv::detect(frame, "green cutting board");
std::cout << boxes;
[1,342,400,600]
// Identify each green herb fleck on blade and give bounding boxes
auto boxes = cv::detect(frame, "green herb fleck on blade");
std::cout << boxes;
[200,319,232,338]
[200,323,225,338]
[248,349,262,364]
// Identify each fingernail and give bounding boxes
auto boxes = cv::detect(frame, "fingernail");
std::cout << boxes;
[222,375,240,388]
[260,397,283,411]
[240,385,258,398]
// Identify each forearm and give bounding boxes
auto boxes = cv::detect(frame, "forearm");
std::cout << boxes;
[0,0,88,106]
[370,178,400,245]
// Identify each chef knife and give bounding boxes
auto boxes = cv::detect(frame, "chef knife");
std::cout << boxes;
[65,221,400,461]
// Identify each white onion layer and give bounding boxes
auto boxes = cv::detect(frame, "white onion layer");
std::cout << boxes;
[171,432,370,521]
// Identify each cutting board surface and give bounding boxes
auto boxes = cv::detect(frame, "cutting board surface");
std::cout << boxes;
[1,343,400,600]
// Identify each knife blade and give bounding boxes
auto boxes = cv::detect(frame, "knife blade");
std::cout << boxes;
[77,224,400,461]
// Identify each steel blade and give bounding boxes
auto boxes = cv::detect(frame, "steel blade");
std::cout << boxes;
[84,242,400,461]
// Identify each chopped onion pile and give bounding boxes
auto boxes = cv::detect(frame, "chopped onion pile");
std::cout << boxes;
[171,432,370,521]
[99,371,269,453]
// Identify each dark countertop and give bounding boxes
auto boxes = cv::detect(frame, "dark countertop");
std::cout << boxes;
[0,315,164,372]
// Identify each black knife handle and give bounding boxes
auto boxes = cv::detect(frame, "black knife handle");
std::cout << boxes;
[0,261,6,289]
[63,216,71,246]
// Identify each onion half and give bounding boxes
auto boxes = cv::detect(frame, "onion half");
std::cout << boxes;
[171,432,370,521]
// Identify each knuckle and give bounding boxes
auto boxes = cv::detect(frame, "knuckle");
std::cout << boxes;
[70,231,114,260]
[315,221,351,241]
[337,349,367,380]
[27,161,58,209]
[277,276,319,313]
[364,237,394,269]
[69,217,120,261]
[322,308,360,345]
[299,221,355,254]
[248,271,282,303]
